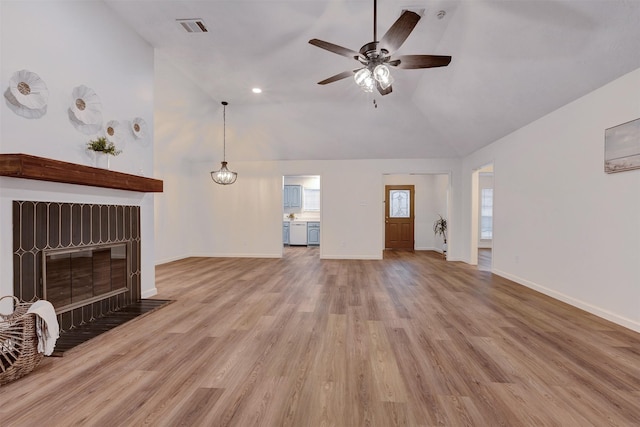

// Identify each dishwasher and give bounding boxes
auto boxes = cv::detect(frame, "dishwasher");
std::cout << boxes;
[289,222,308,245]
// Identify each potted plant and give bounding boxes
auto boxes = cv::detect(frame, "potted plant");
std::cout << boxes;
[87,136,121,168]
[433,214,448,255]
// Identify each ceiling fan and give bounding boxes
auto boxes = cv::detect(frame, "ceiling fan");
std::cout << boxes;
[309,0,452,96]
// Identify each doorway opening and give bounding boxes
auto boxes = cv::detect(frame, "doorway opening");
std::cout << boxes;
[385,185,415,250]
[471,164,494,271]
[383,174,450,256]
[282,175,321,257]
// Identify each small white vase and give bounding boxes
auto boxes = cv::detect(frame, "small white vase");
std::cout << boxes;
[93,152,110,169]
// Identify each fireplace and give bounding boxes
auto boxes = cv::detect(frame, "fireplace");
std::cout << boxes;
[13,200,141,331]
[2,155,163,332]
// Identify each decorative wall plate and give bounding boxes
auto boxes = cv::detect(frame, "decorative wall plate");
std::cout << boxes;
[69,85,102,125]
[105,120,122,143]
[4,69,48,119]
[68,108,102,135]
[131,117,147,139]
[8,70,48,109]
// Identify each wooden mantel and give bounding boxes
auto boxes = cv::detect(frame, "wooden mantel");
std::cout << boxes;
[0,153,163,193]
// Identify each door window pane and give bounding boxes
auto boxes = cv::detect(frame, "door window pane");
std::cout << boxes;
[390,190,410,218]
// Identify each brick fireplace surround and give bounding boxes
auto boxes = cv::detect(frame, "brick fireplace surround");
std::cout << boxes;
[13,200,141,332]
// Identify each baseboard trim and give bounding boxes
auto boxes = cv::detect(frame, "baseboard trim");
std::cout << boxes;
[321,254,383,260]
[493,269,640,333]
[157,253,384,262]
[156,253,282,264]
[155,255,188,265]
[191,252,282,259]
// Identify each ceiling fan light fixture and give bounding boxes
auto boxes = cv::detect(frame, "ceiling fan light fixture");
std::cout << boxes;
[309,0,452,97]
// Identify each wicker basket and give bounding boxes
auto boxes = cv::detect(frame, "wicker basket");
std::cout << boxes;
[0,296,44,386]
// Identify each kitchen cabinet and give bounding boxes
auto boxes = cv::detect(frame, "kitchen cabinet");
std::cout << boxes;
[283,185,302,208]
[283,222,290,245]
[307,222,320,245]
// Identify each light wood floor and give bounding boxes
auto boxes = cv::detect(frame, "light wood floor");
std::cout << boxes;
[478,248,491,271]
[1,247,639,426]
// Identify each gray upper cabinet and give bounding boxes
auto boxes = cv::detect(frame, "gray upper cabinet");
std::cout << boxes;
[283,185,302,208]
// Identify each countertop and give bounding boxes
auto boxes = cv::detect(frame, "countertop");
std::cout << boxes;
[284,217,320,223]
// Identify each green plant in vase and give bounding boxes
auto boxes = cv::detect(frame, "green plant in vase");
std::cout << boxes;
[87,136,121,156]
[433,214,448,255]
[87,136,121,169]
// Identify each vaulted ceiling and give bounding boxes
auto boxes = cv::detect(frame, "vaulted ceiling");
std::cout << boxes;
[106,0,640,161]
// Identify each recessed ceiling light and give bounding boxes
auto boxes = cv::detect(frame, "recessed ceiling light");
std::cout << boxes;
[252,88,262,94]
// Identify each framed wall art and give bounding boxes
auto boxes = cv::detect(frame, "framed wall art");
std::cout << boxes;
[605,117,640,173]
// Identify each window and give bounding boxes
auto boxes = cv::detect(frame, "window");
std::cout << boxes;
[303,188,320,211]
[480,188,493,239]
[389,189,410,218]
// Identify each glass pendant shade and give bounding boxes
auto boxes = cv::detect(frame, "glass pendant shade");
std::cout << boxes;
[211,161,237,185]
[362,77,374,92]
[354,68,371,86]
[210,101,237,185]
[373,64,393,89]
[354,68,374,92]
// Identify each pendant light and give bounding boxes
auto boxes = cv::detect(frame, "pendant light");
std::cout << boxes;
[210,101,237,185]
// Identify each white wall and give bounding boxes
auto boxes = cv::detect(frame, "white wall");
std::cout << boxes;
[0,1,157,303]
[461,67,640,332]
[383,174,449,251]
[153,53,218,264]
[155,158,461,261]
[283,176,320,190]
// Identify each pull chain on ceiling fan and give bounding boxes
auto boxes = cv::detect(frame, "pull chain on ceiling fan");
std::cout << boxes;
[309,0,452,96]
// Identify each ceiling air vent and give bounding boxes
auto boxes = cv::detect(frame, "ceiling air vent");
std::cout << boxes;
[177,19,208,33]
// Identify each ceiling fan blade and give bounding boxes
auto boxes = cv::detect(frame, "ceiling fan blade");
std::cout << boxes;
[379,10,420,53]
[392,55,452,69]
[376,81,392,96]
[309,39,359,59]
[317,70,355,85]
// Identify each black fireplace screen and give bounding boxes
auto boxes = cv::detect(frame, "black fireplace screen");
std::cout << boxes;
[43,243,131,314]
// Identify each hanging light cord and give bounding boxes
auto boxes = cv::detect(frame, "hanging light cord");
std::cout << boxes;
[222,101,227,162]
